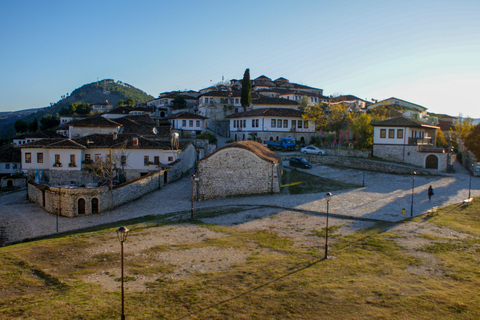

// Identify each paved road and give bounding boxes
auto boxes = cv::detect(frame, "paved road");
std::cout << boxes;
[1,161,478,244]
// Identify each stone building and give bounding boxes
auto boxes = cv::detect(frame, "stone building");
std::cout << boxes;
[371,117,448,170]
[194,140,282,200]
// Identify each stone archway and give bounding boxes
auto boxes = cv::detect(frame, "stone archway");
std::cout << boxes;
[91,198,99,214]
[425,154,439,169]
[78,198,86,215]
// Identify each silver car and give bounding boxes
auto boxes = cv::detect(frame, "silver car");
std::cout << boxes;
[300,145,326,155]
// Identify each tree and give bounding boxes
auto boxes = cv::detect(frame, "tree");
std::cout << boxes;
[348,112,373,149]
[464,124,480,160]
[74,102,92,115]
[29,118,39,132]
[241,68,252,112]
[326,103,349,132]
[40,114,60,130]
[125,98,135,106]
[451,114,474,140]
[172,95,187,109]
[303,102,328,130]
[117,100,125,106]
[14,119,28,133]
[298,95,309,112]
[367,105,402,121]
[436,129,448,148]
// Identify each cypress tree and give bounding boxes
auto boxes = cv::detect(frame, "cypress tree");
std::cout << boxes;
[241,68,252,112]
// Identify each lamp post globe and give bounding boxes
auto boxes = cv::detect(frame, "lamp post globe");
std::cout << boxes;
[116,226,129,320]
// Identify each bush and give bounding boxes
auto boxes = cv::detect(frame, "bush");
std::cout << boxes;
[197,132,217,144]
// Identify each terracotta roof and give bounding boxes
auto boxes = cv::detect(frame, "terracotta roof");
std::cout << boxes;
[370,116,439,129]
[20,138,85,149]
[226,108,303,118]
[68,116,121,127]
[104,106,133,114]
[205,140,281,164]
[252,97,299,106]
[74,134,189,150]
[167,112,208,120]
[14,130,63,140]
[199,90,239,98]
[0,147,21,162]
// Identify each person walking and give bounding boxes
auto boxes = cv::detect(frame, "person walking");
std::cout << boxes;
[428,185,434,202]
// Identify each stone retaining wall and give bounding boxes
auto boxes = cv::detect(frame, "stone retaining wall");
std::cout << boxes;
[322,148,371,158]
[285,154,441,175]
[1,177,27,188]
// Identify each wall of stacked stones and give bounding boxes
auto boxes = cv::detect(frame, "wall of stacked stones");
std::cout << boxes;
[1,177,27,188]
[195,148,281,200]
[323,148,371,158]
[288,154,439,175]
[373,145,448,171]
[167,143,197,182]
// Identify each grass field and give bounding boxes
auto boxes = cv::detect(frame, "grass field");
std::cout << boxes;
[1,198,480,319]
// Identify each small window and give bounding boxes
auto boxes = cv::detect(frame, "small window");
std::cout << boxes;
[70,154,76,166]
[196,120,200,127]
[292,120,296,128]
[154,156,159,165]
[5,164,10,169]
[55,154,60,164]
[144,156,149,166]
[298,121,303,129]
[182,120,186,127]
[243,120,246,128]
[252,119,255,127]
[397,129,404,139]
[388,129,395,139]
[277,119,282,128]
[37,153,43,163]
[283,120,288,128]
[95,154,101,161]
[233,120,236,128]
[189,120,193,127]
[271,119,276,128]
[380,129,386,138]
[168,156,173,162]
[25,153,31,163]
[85,154,91,162]
[256,119,259,127]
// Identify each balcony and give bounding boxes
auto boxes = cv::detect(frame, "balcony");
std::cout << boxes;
[408,137,433,146]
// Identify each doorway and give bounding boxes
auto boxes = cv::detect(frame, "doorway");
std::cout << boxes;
[78,198,86,215]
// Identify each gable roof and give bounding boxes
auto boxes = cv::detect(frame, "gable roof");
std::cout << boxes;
[14,130,64,140]
[370,116,439,129]
[167,112,208,120]
[68,116,121,128]
[20,138,86,149]
[226,108,303,118]
[205,140,281,164]
[252,96,299,106]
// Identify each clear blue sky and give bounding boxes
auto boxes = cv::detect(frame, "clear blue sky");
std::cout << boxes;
[1,0,479,117]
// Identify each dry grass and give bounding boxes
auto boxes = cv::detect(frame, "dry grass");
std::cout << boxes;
[1,200,480,319]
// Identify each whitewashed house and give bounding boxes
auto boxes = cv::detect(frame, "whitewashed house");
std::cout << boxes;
[370,116,447,170]
[0,147,21,176]
[91,101,113,113]
[167,112,208,134]
[367,97,434,123]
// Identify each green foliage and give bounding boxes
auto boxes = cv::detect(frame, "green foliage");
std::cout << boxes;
[14,119,28,133]
[117,100,125,106]
[40,114,60,130]
[125,98,135,106]
[241,68,252,112]
[367,105,403,120]
[452,114,474,140]
[197,132,217,144]
[298,95,309,111]
[172,95,187,109]
[348,112,373,149]
[71,79,153,103]
[436,129,448,148]
[28,118,39,132]
[464,123,480,160]
[60,102,92,116]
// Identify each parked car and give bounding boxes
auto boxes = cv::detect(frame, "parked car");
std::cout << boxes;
[300,145,326,155]
[289,157,312,169]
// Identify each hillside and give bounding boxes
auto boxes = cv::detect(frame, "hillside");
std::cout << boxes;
[0,80,154,140]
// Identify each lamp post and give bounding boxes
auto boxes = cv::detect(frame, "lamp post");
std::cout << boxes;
[410,172,416,217]
[324,192,332,259]
[116,226,129,320]
[468,163,474,199]
[362,161,365,187]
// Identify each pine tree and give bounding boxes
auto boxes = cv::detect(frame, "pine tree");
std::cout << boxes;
[241,68,252,112]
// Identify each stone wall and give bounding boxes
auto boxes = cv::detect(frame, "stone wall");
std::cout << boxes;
[167,143,197,182]
[195,148,282,200]
[1,177,27,188]
[287,154,441,175]
[321,148,371,158]
[373,145,448,171]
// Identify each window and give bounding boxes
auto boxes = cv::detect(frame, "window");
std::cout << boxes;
[292,120,296,128]
[235,98,239,104]
[380,129,386,138]
[243,120,246,128]
[5,164,10,169]
[233,120,236,128]
[55,154,60,164]
[154,156,159,165]
[189,120,193,127]
[397,129,404,139]
[256,119,259,127]
[182,120,186,127]
[252,119,255,127]
[196,120,200,127]
[121,155,126,165]
[95,154,101,161]
[388,129,395,139]
[37,153,43,163]
[277,119,282,128]
[13,164,17,169]
[271,119,276,128]
[144,156,149,166]
[25,153,31,163]
[168,156,173,162]
[284,120,288,128]
[298,120,303,129]
[85,154,91,163]
[70,154,76,167]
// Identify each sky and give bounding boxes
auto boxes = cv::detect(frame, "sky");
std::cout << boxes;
[1,0,479,117]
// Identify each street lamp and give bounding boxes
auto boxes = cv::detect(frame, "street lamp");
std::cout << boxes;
[324,192,332,259]
[468,163,474,200]
[410,172,416,217]
[116,226,129,320]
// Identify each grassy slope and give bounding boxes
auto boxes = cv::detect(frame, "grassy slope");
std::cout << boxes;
[1,200,480,319]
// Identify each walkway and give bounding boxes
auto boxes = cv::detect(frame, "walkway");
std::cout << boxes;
[0,161,478,244]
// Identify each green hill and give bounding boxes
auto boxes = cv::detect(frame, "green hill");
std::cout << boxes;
[0,80,154,140]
